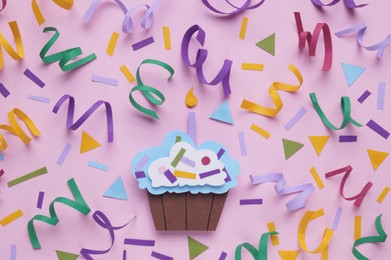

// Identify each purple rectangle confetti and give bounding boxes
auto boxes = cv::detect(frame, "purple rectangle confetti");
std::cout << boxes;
[10,244,16,260]
[219,252,228,260]
[37,191,44,209]
[27,95,50,103]
[284,107,307,130]
[217,148,225,159]
[91,75,118,86]
[135,171,146,179]
[180,156,196,167]
[164,169,177,183]
[200,169,220,179]
[339,135,357,142]
[124,238,155,246]
[377,82,385,110]
[240,199,263,205]
[56,143,72,166]
[132,37,155,51]
[366,119,390,139]
[238,131,247,156]
[357,90,371,103]
[24,68,45,88]
[151,251,173,260]
[223,168,232,182]
[0,83,10,98]
[332,207,342,231]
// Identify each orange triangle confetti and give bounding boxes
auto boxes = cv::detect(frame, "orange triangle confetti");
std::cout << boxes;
[367,149,389,171]
[308,136,329,156]
[80,131,101,154]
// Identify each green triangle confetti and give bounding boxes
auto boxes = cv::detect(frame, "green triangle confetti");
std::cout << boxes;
[188,236,209,260]
[282,139,304,160]
[256,33,275,56]
[55,250,79,260]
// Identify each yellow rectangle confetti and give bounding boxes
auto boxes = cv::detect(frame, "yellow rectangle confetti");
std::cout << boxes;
[120,65,135,84]
[239,17,248,40]
[106,32,119,57]
[174,170,196,179]
[0,209,24,226]
[267,222,279,246]
[241,63,264,71]
[162,26,171,50]
[377,186,390,203]
[310,167,324,189]
[354,216,361,241]
[250,124,270,139]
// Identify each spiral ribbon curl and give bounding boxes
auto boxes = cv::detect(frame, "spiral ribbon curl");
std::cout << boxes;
[0,21,24,70]
[201,0,265,15]
[311,0,367,8]
[235,231,278,260]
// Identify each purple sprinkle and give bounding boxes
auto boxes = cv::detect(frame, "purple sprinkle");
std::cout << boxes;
[24,69,45,88]
[123,250,127,260]
[219,252,228,260]
[357,90,371,103]
[199,169,220,179]
[37,191,44,209]
[151,251,173,260]
[180,156,196,167]
[377,82,385,110]
[332,207,343,231]
[124,238,155,246]
[135,171,146,179]
[0,83,10,98]
[284,107,307,131]
[238,131,247,156]
[164,169,177,183]
[56,143,72,166]
[240,199,263,205]
[366,119,390,139]
[10,244,16,260]
[217,148,225,159]
[135,155,149,171]
[223,168,232,182]
[339,135,357,142]
[132,37,155,51]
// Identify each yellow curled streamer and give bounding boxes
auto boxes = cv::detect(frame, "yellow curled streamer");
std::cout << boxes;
[298,209,334,260]
[0,109,40,151]
[241,64,303,117]
[32,0,74,25]
[0,21,24,70]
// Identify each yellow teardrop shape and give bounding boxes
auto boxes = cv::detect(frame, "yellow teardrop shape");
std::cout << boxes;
[185,87,198,108]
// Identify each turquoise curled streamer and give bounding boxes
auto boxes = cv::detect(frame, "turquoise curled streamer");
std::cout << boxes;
[235,231,278,260]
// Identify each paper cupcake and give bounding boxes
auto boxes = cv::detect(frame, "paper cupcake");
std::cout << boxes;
[131,131,240,231]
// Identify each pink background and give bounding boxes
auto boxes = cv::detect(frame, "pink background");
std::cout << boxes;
[1,0,391,259]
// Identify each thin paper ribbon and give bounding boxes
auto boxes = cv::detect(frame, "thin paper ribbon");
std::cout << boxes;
[40,27,97,72]
[311,0,367,8]
[0,21,24,70]
[32,0,74,25]
[128,59,174,119]
[0,0,6,11]
[250,173,315,211]
[53,94,114,142]
[353,214,387,260]
[28,178,91,249]
[235,231,278,260]
[80,211,135,259]
[0,109,40,151]
[182,24,233,96]
[335,23,391,59]
[83,0,160,34]
[310,92,362,130]
[325,165,373,207]
[294,12,332,71]
[298,209,334,259]
[240,64,303,117]
[201,0,265,15]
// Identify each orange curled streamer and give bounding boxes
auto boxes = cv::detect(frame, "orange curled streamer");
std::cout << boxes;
[0,21,24,70]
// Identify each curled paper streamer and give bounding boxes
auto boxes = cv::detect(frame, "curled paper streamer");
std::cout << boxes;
[325,165,373,207]
[128,59,174,119]
[0,21,24,70]
[201,0,265,15]
[294,12,332,71]
[298,209,334,259]
[311,0,367,8]
[0,108,40,151]
[40,27,96,72]
[235,231,278,260]
[182,24,233,96]
[53,94,114,142]
[0,0,6,11]
[310,92,362,130]
[240,64,303,117]
[28,178,91,249]
[32,0,75,25]
[250,173,315,211]
[335,24,391,59]
[83,0,160,34]
[353,214,387,260]
[80,211,135,259]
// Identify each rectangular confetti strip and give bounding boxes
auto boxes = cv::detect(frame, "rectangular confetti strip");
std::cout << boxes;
[37,191,44,209]
[57,143,72,166]
[366,119,390,139]
[171,148,186,167]
[135,171,146,179]
[151,251,173,260]
[241,63,264,71]
[92,75,118,86]
[188,111,197,145]
[0,83,10,98]
[238,131,247,156]
[332,207,342,231]
[267,222,279,246]
[377,186,390,204]
[106,32,119,56]
[0,209,23,226]
[162,26,171,50]
[240,199,263,205]
[310,167,324,189]
[219,252,228,260]
[132,37,155,51]
[120,65,136,84]
[88,161,109,171]
[124,238,155,246]
[357,90,371,103]
[135,155,149,171]
[239,17,248,40]
[284,107,307,131]
[174,170,197,179]
[377,82,385,110]
[27,95,50,103]
[199,169,220,179]
[10,244,16,260]
[123,250,127,260]
[354,216,361,241]
[24,68,45,88]
[180,156,196,167]
[217,148,225,159]
[7,167,48,187]
[164,169,177,183]
[250,124,270,139]
[339,135,357,142]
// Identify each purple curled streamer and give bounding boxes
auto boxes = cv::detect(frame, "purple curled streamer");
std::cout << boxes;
[311,0,367,8]
[201,0,265,15]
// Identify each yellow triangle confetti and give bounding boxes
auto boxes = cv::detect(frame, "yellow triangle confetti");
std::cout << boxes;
[80,131,101,154]
[367,149,389,171]
[308,136,329,156]
[278,250,300,260]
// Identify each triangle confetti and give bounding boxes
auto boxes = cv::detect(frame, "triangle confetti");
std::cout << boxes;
[341,63,365,87]
[55,250,79,260]
[367,149,389,171]
[308,136,329,156]
[256,33,275,56]
[103,176,128,200]
[209,100,234,125]
[188,236,209,260]
[278,250,300,260]
[282,139,304,160]
[80,131,101,154]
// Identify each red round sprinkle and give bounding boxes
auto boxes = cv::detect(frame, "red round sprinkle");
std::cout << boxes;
[201,156,210,165]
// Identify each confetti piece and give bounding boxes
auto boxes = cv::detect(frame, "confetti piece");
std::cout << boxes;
[332,207,343,231]
[124,238,155,246]
[135,155,149,171]
[88,161,108,171]
[367,149,388,171]
[377,82,385,110]
[162,26,171,50]
[310,167,324,189]
[151,251,173,260]
[201,0,265,15]
[164,169,177,183]
[174,170,197,179]
[235,231,277,259]
[0,21,24,70]
[219,252,228,260]
[103,176,128,200]
[267,222,279,246]
[210,100,234,125]
[325,165,373,207]
[185,87,198,108]
[339,135,357,142]
[123,250,126,260]
[238,131,247,156]
[80,130,101,153]
[366,119,390,139]
[284,107,307,131]
[106,32,119,56]
[341,63,365,87]
[0,169,4,177]
[27,95,50,103]
[55,250,79,260]
[28,178,91,249]
[132,37,155,51]
[282,139,304,160]
[199,169,220,179]
[0,209,23,226]
[24,69,45,88]
[354,216,361,241]
[294,12,332,71]
[241,64,303,117]
[277,250,300,260]
[312,0,367,8]
[171,148,186,167]
[357,90,371,103]
[240,199,263,205]
[91,75,118,86]
[7,167,48,187]
[53,95,114,142]
[0,83,10,98]
[256,33,275,56]
[310,93,362,130]
[250,124,270,139]
[239,17,248,40]
[181,157,195,167]
[377,187,390,204]
[10,244,16,260]
[120,65,135,84]
[188,236,208,260]
[309,136,329,157]
[57,143,72,166]
[37,191,44,209]
[241,63,264,71]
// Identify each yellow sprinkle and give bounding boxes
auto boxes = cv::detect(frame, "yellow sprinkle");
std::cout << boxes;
[120,65,135,84]
[309,167,324,189]
[185,87,198,108]
[162,26,171,50]
[250,124,270,139]
[0,209,24,226]
[267,222,279,246]
[377,186,390,203]
[106,32,119,57]
[174,170,196,179]
[239,17,248,40]
[241,63,264,71]
[354,216,361,241]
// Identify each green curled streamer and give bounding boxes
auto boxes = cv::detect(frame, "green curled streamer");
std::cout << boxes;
[353,214,387,260]
[28,178,91,249]
[128,59,174,119]
[235,231,278,260]
[40,27,97,72]
[310,92,362,130]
